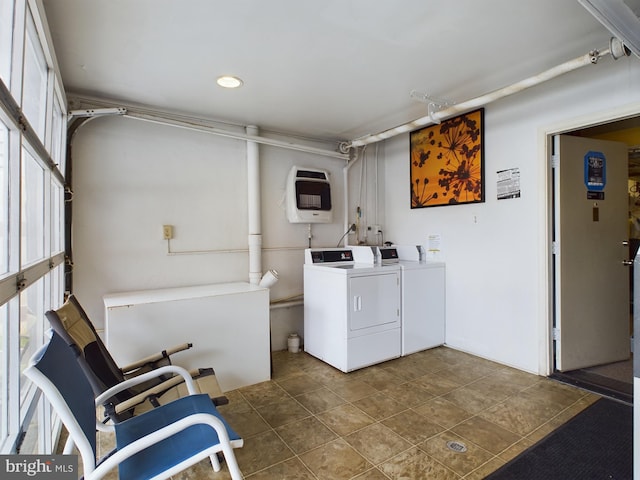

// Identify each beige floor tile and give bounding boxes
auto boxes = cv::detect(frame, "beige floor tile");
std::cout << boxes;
[97,430,116,457]
[352,392,408,421]
[303,363,349,386]
[498,436,537,463]
[299,438,372,480]
[351,366,405,390]
[419,432,494,477]
[482,366,541,390]
[234,430,294,476]
[171,457,233,480]
[217,401,271,438]
[378,446,460,480]
[92,346,602,480]
[380,380,435,407]
[521,378,587,410]
[254,396,310,428]
[344,423,412,464]
[275,416,338,454]
[381,357,431,381]
[414,397,473,429]
[325,378,379,402]
[413,371,462,396]
[276,373,323,396]
[450,415,522,455]
[463,456,507,480]
[382,409,446,444]
[465,373,529,401]
[245,457,316,479]
[402,351,451,373]
[295,386,347,414]
[240,381,291,409]
[316,404,375,437]
[477,393,562,436]
[352,467,391,479]
[436,363,495,386]
[443,386,501,414]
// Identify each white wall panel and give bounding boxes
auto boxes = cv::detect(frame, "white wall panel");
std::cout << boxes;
[71,116,346,342]
[382,57,640,373]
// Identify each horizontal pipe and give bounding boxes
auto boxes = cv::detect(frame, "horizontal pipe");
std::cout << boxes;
[345,47,611,149]
[122,111,349,160]
[270,299,303,309]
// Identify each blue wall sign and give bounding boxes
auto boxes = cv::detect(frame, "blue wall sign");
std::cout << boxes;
[584,150,606,192]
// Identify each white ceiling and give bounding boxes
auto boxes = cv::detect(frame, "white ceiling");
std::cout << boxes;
[42,0,616,143]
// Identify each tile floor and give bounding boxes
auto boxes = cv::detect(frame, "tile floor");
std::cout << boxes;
[94,346,600,479]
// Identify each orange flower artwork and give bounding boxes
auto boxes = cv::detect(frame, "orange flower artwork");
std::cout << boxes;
[410,108,484,208]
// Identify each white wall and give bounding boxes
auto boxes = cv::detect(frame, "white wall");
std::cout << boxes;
[381,55,640,373]
[71,54,640,368]
[71,116,347,349]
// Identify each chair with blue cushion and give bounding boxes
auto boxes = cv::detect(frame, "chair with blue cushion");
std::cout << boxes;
[24,331,244,480]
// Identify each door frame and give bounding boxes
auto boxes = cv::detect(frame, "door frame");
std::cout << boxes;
[539,102,640,377]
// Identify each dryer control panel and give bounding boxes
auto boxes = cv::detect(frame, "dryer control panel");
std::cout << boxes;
[305,248,353,264]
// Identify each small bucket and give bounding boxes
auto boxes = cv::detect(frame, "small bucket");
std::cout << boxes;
[287,333,300,353]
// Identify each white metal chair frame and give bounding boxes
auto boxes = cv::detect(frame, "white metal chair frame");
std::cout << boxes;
[25,336,243,480]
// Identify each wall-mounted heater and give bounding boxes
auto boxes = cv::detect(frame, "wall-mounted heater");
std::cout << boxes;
[286,166,333,223]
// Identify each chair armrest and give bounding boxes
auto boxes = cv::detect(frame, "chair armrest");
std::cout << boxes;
[112,375,187,415]
[120,343,192,373]
[88,413,244,480]
[95,365,197,407]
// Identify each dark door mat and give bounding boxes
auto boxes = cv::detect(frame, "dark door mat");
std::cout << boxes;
[484,397,633,480]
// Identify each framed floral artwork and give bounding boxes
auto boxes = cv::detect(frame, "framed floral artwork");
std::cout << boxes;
[410,108,485,208]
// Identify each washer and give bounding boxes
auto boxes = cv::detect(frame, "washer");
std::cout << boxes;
[303,248,401,372]
[391,245,446,355]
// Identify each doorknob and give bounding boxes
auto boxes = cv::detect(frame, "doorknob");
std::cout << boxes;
[622,260,634,266]
[622,240,629,246]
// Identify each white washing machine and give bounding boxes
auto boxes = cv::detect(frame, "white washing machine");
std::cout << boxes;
[303,248,401,372]
[391,245,446,355]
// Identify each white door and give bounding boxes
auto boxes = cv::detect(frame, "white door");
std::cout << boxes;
[348,272,400,333]
[554,134,630,371]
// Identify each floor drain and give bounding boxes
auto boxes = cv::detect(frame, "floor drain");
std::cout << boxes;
[446,440,468,453]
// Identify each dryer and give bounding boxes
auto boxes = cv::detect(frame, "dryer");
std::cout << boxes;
[352,245,446,356]
[303,248,401,372]
[391,245,446,355]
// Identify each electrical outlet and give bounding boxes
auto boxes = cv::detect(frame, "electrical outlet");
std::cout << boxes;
[162,225,173,240]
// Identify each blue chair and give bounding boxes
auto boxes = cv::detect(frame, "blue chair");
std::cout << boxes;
[24,331,244,480]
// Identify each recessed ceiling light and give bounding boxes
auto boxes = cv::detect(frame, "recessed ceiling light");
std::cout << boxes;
[216,75,243,89]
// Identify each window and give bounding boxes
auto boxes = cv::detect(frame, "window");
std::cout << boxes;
[0,1,13,87]
[0,1,67,454]
[21,10,48,141]
[21,148,45,266]
[51,180,63,255]
[0,122,8,276]
[50,95,65,173]
[0,302,7,445]
[19,279,44,406]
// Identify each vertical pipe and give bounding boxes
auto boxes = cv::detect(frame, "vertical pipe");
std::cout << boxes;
[247,125,262,284]
[343,163,350,244]
[343,150,360,246]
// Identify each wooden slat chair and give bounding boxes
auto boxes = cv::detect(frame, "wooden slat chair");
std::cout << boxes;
[46,295,228,422]
[25,331,243,480]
